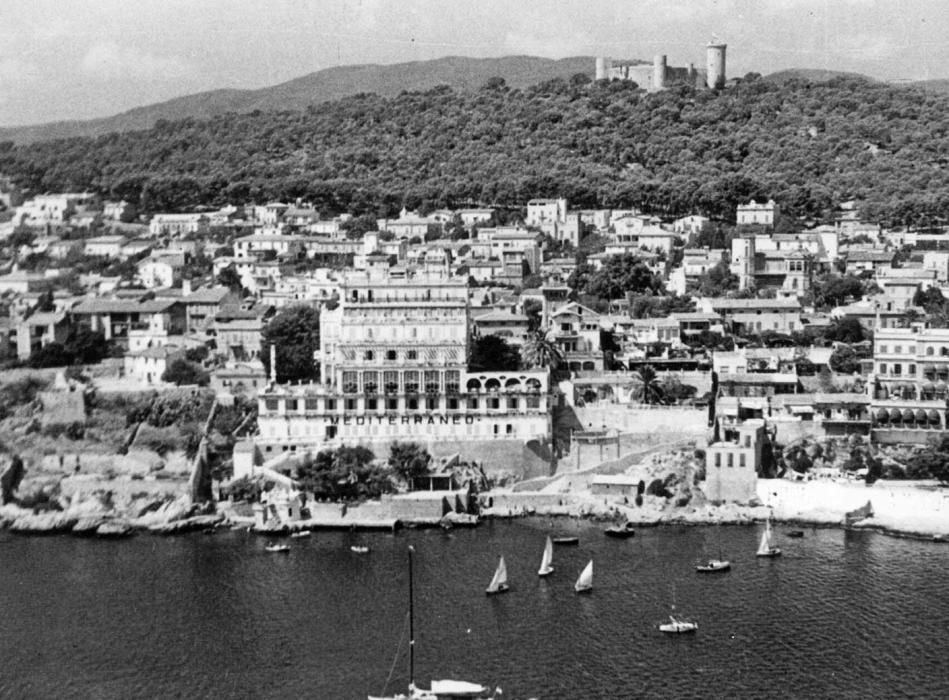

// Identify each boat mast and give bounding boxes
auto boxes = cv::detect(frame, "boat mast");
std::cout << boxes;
[408,545,415,689]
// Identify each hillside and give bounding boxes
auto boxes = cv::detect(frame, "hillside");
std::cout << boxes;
[2,73,949,227]
[0,55,594,145]
[764,68,872,84]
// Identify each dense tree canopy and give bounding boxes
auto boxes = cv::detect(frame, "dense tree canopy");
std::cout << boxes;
[581,253,662,300]
[469,335,521,372]
[4,75,949,225]
[261,305,321,383]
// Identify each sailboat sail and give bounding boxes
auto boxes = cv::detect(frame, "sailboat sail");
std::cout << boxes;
[574,559,593,592]
[538,536,554,576]
[757,529,771,556]
[486,556,508,593]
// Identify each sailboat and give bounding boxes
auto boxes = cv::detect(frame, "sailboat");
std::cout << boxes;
[574,559,593,594]
[537,536,554,577]
[485,556,510,595]
[369,546,499,700]
[658,584,697,633]
[756,517,782,558]
[696,529,731,573]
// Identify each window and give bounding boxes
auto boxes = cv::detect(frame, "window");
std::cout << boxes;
[488,397,500,409]
[467,397,479,410]
[364,350,374,361]
[386,398,398,411]
[342,372,358,394]
[928,347,935,356]
[424,370,440,394]
[909,364,916,376]
[447,398,459,410]
[407,350,417,360]
[739,454,746,467]
[407,398,418,410]
[727,453,734,467]
[344,398,357,411]
[894,345,902,354]
[879,345,887,354]
[445,370,460,395]
[285,399,298,412]
[878,363,887,374]
[527,396,540,409]
[404,371,419,394]
[506,424,513,435]
[714,453,721,467]
[384,371,399,395]
[363,371,378,395]
[508,397,519,410]
[893,364,902,376]
[744,435,751,448]
[305,399,319,411]
[426,397,438,411]
[326,399,336,411]
[264,398,279,412]
[386,349,397,361]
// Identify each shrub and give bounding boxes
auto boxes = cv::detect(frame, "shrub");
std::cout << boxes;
[162,359,209,386]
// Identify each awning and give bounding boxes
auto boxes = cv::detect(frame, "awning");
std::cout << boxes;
[902,409,916,422]
[929,409,942,424]
[875,408,889,422]
[790,405,813,414]
[921,381,936,391]
[889,408,903,421]
[915,409,928,422]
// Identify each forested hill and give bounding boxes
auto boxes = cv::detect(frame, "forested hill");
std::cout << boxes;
[0,55,594,145]
[2,73,949,226]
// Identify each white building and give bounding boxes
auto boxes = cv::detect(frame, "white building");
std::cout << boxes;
[737,199,777,227]
[255,267,550,463]
[148,213,209,237]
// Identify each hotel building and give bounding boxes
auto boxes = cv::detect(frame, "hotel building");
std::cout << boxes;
[871,326,949,443]
[255,267,551,470]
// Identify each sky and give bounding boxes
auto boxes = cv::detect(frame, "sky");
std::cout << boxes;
[0,0,945,127]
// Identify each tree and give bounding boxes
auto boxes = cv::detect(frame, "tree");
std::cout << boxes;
[521,331,564,372]
[389,442,431,486]
[629,364,664,404]
[64,327,110,365]
[1,454,25,504]
[522,299,543,333]
[830,343,869,374]
[261,305,321,383]
[694,260,739,297]
[811,274,868,309]
[583,253,661,300]
[216,264,244,294]
[469,335,520,372]
[340,214,378,240]
[824,317,867,343]
[162,358,210,386]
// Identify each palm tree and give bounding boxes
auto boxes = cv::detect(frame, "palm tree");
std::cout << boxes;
[629,364,664,405]
[521,331,564,372]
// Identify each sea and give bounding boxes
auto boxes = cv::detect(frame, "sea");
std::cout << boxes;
[1,519,948,700]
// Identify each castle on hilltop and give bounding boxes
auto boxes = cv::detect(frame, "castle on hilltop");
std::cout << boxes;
[595,41,727,92]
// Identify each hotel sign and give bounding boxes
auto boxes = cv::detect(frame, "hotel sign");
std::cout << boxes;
[328,414,479,426]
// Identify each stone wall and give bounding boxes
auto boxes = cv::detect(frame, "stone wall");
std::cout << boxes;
[426,438,553,480]
[572,405,708,438]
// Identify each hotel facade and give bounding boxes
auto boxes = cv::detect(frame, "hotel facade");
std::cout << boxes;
[254,267,551,471]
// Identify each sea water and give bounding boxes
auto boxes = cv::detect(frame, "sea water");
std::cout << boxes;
[1,519,947,699]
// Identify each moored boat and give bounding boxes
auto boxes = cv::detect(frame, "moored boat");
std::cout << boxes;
[659,616,698,634]
[696,559,731,573]
[786,530,805,538]
[604,521,636,538]
[370,546,499,700]
[351,545,371,554]
[290,530,311,538]
[552,536,579,545]
[265,542,290,553]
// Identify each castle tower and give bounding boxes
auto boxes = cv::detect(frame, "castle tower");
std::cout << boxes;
[595,56,611,81]
[706,42,727,89]
[652,54,667,90]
